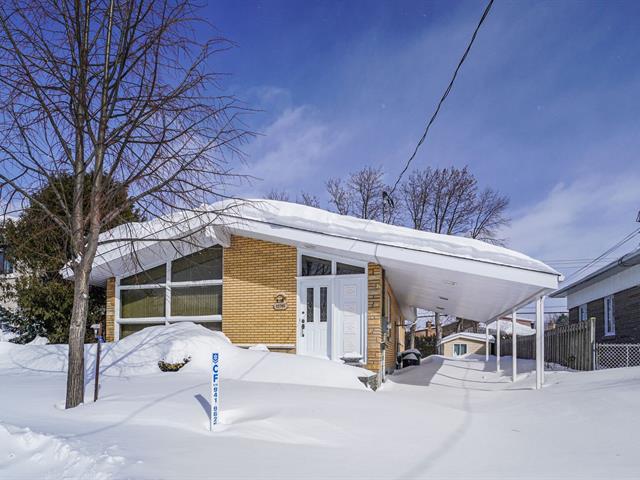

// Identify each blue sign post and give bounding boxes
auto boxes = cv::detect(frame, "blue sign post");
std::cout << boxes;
[210,353,220,431]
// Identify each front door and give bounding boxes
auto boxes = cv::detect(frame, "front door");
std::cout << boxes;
[334,276,366,360]
[298,280,330,358]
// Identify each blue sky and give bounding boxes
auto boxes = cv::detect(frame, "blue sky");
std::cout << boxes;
[203,0,640,286]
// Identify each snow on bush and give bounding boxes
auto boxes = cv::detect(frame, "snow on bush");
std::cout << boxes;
[0,323,371,390]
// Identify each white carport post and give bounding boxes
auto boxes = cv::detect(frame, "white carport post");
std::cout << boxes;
[496,317,501,372]
[511,309,517,382]
[485,324,489,362]
[535,296,545,389]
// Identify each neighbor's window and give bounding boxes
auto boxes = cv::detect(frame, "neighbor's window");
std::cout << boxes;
[121,288,165,318]
[0,247,13,275]
[171,284,222,316]
[604,295,615,336]
[301,255,331,276]
[454,344,467,356]
[336,262,365,275]
[578,304,587,322]
[171,246,222,282]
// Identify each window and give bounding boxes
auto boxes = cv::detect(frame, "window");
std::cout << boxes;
[120,322,165,337]
[171,247,222,282]
[306,287,314,322]
[453,343,467,356]
[301,255,332,276]
[320,286,328,322]
[121,288,165,318]
[118,246,223,336]
[578,304,587,322]
[336,262,365,275]
[0,247,14,275]
[171,285,221,316]
[604,295,615,336]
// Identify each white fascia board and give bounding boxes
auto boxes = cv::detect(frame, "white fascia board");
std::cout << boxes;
[566,263,640,309]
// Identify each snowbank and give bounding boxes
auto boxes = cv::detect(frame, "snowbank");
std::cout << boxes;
[0,423,124,479]
[0,323,371,390]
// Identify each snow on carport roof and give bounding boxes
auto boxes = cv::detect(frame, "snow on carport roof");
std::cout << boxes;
[79,199,560,322]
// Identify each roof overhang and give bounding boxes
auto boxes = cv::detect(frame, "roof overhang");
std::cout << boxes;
[71,200,559,323]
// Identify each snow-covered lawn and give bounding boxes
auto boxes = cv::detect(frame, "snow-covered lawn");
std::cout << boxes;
[1,323,639,479]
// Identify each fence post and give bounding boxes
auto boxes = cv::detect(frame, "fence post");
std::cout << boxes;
[589,317,596,370]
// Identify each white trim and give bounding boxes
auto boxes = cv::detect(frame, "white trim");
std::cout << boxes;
[604,295,615,337]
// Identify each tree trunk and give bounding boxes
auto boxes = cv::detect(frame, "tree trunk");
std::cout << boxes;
[435,312,442,355]
[410,323,416,350]
[65,265,91,409]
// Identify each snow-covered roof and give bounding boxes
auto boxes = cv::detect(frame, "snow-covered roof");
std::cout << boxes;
[72,199,560,322]
[440,332,494,344]
[486,319,536,336]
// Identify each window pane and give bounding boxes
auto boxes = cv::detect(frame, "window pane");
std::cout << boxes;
[121,264,166,286]
[120,322,164,338]
[171,285,221,316]
[171,246,222,282]
[320,287,327,322]
[306,287,314,322]
[190,321,222,332]
[121,288,165,318]
[336,262,365,275]
[301,255,331,276]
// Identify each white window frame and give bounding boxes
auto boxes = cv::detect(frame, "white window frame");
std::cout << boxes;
[115,247,223,339]
[604,295,615,337]
[453,343,467,356]
[578,304,587,322]
[297,249,368,278]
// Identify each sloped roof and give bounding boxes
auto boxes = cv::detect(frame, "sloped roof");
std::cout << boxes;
[440,332,494,344]
[70,199,560,322]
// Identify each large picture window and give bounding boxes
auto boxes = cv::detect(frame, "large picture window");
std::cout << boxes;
[118,246,223,337]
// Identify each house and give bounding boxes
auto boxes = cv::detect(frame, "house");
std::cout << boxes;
[439,332,494,357]
[551,248,640,343]
[0,217,18,312]
[67,199,559,379]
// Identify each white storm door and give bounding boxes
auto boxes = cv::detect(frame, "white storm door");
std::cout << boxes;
[335,277,365,360]
[299,280,330,358]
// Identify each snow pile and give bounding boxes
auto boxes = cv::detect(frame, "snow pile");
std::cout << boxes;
[486,319,536,336]
[28,335,49,345]
[0,323,371,390]
[0,423,124,479]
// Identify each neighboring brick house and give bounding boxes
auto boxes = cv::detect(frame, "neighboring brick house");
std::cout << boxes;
[72,199,559,378]
[551,248,640,343]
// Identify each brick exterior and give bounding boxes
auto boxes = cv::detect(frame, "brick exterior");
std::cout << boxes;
[569,284,640,343]
[366,264,383,372]
[105,277,115,342]
[222,235,298,351]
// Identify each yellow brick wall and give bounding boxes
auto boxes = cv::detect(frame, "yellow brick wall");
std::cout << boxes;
[384,278,403,372]
[105,277,115,342]
[366,263,383,372]
[222,235,297,351]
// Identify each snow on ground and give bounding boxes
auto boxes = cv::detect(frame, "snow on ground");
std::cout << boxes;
[1,324,640,479]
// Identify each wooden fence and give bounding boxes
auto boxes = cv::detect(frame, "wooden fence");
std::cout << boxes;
[501,318,595,371]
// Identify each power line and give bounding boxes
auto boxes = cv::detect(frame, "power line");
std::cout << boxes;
[388,0,495,195]
[562,227,640,284]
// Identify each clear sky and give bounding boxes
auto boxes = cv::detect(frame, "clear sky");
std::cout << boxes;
[202,0,640,289]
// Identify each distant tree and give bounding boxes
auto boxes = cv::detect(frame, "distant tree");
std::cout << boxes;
[401,168,435,230]
[266,189,290,202]
[468,188,510,245]
[348,166,384,220]
[298,192,321,208]
[326,178,351,215]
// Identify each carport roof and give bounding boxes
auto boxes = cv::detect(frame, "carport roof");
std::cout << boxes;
[70,199,560,322]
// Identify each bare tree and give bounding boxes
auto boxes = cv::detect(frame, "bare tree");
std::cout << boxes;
[266,189,290,202]
[468,188,509,245]
[297,191,320,208]
[429,167,477,235]
[326,177,351,215]
[400,168,435,230]
[0,0,249,408]
[348,166,384,220]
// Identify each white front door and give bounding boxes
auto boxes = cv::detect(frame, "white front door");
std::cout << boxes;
[298,280,330,358]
